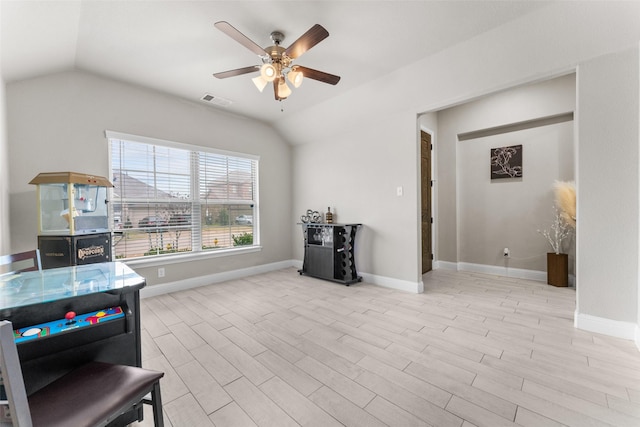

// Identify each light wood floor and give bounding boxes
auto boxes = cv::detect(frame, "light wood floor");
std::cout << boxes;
[132,268,640,427]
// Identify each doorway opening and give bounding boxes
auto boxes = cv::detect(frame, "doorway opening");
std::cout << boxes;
[417,73,576,289]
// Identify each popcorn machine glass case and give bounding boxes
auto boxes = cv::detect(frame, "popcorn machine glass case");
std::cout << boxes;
[29,172,113,235]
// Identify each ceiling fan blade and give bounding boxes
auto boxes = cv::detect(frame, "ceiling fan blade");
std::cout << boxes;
[213,66,259,79]
[295,66,341,85]
[284,24,329,59]
[214,21,267,56]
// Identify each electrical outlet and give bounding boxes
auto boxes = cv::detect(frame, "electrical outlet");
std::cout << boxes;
[503,248,510,257]
[158,267,165,278]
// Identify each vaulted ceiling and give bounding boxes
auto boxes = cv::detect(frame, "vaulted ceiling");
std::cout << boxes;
[1,1,553,124]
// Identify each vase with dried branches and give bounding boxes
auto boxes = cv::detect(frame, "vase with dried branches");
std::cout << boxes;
[538,180,576,286]
[538,206,572,254]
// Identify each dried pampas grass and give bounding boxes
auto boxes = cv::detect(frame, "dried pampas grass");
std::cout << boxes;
[554,180,576,228]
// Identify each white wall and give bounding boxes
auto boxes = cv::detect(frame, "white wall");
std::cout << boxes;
[283,2,640,337]
[0,23,9,253]
[576,47,639,334]
[291,111,420,291]
[6,70,293,286]
[438,74,575,273]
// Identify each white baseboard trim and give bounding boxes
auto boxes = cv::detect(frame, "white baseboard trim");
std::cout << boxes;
[141,259,424,297]
[434,260,545,281]
[434,260,577,286]
[140,260,295,298]
[447,261,547,282]
[360,272,423,294]
[574,311,638,341]
[636,324,640,351]
[433,261,458,271]
[293,259,422,293]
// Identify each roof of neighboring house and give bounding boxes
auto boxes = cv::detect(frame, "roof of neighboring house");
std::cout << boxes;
[203,170,253,200]
[112,170,173,199]
[112,169,253,201]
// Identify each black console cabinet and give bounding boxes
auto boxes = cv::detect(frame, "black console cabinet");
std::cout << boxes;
[299,223,362,285]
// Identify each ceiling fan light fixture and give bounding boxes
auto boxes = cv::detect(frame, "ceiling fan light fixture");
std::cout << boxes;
[277,79,292,99]
[214,22,340,103]
[287,69,303,88]
[252,75,268,92]
[260,63,277,82]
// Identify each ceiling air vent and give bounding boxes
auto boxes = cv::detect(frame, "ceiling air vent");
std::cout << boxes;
[200,93,233,107]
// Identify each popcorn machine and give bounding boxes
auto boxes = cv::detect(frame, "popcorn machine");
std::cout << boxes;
[29,172,113,268]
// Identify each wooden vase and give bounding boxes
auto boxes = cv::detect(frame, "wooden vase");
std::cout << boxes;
[547,252,569,287]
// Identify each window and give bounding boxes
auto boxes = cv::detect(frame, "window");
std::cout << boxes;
[107,132,258,260]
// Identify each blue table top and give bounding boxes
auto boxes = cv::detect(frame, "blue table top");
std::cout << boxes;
[0,262,145,310]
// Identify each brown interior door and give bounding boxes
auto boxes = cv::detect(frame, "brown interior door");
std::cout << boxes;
[421,131,432,274]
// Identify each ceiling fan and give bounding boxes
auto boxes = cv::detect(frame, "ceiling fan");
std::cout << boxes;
[213,21,340,101]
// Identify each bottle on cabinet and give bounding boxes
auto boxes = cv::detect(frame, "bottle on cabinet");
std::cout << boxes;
[325,207,333,224]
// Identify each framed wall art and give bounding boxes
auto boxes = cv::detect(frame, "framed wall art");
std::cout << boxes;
[490,145,522,179]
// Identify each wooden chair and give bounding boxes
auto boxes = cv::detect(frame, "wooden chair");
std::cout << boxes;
[0,251,42,276]
[0,320,164,427]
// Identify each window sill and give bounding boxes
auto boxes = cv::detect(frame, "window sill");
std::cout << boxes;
[122,245,262,269]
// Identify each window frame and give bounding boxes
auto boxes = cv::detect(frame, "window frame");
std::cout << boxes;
[106,130,261,265]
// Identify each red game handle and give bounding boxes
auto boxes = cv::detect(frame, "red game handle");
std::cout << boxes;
[65,311,76,324]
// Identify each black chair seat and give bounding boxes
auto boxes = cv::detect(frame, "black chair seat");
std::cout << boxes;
[28,361,164,427]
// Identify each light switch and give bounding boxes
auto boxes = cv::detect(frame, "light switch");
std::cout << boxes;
[397,186,403,196]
